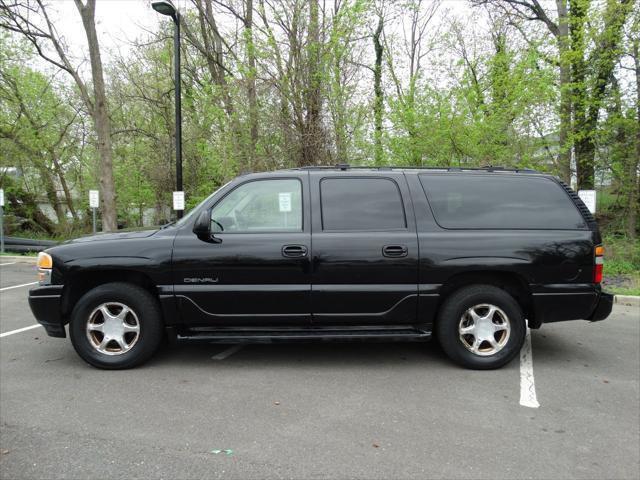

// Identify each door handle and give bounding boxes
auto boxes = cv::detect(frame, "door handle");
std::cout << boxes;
[282,244,308,258]
[382,244,408,258]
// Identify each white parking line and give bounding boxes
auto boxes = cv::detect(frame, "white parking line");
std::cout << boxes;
[0,262,17,266]
[0,324,42,338]
[211,344,244,360]
[0,281,38,292]
[519,325,540,408]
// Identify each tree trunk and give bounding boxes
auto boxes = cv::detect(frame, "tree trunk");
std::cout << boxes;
[571,0,632,190]
[568,0,591,188]
[188,0,244,170]
[50,153,78,221]
[75,0,117,231]
[37,164,66,227]
[556,0,572,184]
[245,0,259,170]
[373,15,384,166]
[303,0,322,166]
[629,38,640,239]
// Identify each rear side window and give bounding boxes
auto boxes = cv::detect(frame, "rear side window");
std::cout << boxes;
[419,174,586,230]
[320,177,406,231]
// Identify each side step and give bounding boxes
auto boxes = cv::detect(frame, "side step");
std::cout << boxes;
[174,325,432,343]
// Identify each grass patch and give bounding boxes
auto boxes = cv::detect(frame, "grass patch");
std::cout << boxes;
[0,251,37,257]
[601,235,640,295]
[602,273,640,296]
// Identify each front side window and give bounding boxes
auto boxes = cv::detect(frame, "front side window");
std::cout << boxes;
[320,177,406,231]
[211,179,302,233]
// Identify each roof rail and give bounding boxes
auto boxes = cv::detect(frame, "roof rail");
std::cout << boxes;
[298,164,351,170]
[293,165,539,173]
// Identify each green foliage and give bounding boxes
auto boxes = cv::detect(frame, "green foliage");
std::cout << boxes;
[0,0,637,239]
[603,235,640,273]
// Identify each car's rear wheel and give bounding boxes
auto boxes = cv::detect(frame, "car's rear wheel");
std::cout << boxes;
[69,282,163,369]
[436,284,525,369]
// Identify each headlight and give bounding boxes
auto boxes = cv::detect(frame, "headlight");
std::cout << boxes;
[37,252,53,285]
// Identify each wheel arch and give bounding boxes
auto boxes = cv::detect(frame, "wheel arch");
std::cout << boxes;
[61,270,160,322]
[437,270,536,327]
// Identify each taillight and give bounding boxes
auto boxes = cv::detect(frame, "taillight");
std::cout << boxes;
[594,245,604,283]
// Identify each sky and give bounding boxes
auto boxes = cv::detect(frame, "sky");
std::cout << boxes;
[46,0,476,59]
[45,0,175,60]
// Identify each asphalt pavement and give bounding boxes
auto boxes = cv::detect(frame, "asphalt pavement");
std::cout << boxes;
[1,262,638,480]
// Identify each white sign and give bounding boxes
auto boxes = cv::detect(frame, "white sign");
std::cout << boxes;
[578,190,596,214]
[279,192,292,212]
[0,188,4,207]
[173,191,185,211]
[89,190,99,208]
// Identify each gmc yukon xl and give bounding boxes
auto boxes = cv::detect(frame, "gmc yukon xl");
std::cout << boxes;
[28,166,613,369]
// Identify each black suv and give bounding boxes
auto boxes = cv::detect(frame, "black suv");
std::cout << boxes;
[29,166,613,369]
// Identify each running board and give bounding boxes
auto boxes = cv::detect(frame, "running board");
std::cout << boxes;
[174,326,432,343]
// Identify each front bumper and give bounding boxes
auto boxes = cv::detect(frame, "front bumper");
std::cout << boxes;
[28,285,66,338]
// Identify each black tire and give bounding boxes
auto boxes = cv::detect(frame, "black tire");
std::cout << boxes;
[436,284,525,370]
[69,282,164,369]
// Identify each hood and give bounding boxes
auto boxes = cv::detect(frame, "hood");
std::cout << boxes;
[63,228,159,244]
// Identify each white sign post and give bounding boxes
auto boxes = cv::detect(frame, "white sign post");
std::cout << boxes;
[173,191,185,213]
[89,190,99,234]
[578,190,596,214]
[0,188,4,253]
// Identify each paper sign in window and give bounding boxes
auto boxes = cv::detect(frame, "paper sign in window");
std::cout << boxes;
[279,193,292,212]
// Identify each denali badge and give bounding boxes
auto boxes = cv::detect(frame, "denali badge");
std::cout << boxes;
[184,277,219,283]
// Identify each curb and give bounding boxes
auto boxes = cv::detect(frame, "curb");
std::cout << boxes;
[0,255,37,264]
[614,295,640,307]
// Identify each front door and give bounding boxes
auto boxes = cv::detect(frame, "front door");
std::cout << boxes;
[172,174,311,326]
[310,172,419,325]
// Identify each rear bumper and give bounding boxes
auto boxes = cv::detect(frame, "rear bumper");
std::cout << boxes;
[588,292,613,322]
[28,285,66,338]
[531,284,612,326]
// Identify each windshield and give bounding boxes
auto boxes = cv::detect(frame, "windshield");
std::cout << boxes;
[172,181,232,229]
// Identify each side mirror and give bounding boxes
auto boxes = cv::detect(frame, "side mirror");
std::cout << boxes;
[193,210,223,243]
[193,210,212,240]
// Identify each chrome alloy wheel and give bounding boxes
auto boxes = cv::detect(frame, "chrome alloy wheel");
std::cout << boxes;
[86,302,140,355]
[458,303,511,356]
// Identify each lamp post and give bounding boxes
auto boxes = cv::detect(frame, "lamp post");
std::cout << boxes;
[152,0,183,218]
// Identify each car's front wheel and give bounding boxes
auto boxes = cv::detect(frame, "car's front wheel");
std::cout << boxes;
[436,284,526,369]
[69,282,164,369]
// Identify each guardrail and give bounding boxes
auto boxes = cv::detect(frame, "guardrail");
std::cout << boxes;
[2,236,58,253]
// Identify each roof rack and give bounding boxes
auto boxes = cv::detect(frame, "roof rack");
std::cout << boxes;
[294,164,539,173]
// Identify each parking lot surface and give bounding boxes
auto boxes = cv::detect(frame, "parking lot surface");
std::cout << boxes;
[1,262,639,480]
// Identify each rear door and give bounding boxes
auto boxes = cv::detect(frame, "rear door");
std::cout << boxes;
[309,171,419,325]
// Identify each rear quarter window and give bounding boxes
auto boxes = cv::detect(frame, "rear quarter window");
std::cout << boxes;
[419,174,586,230]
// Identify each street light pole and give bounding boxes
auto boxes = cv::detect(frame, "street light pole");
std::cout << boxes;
[174,11,182,210]
[152,0,183,218]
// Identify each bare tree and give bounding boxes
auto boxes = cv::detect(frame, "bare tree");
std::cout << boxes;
[625,12,639,238]
[303,0,323,165]
[384,0,440,165]
[373,8,384,165]
[245,0,259,169]
[0,0,118,231]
